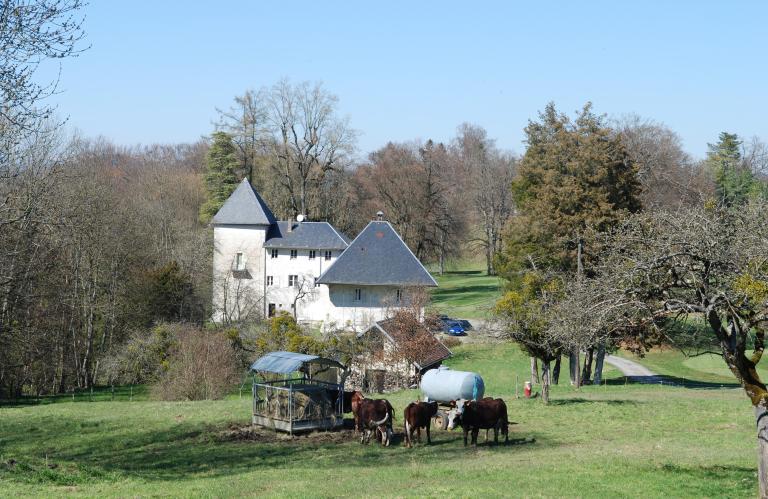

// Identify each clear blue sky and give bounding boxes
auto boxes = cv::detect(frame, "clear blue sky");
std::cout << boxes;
[45,1,767,159]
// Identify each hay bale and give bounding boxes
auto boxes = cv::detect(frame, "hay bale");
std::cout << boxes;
[261,385,333,421]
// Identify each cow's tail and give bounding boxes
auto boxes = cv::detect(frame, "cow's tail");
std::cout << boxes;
[373,412,390,427]
[387,401,396,421]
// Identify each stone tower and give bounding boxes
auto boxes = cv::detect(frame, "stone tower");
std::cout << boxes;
[211,179,276,322]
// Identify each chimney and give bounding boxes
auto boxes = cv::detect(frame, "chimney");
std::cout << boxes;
[376,210,384,221]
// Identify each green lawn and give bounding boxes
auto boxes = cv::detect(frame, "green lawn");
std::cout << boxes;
[0,342,761,497]
[430,263,503,320]
[617,348,766,387]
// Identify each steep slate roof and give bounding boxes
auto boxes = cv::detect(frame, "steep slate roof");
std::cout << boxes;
[361,319,452,370]
[264,221,350,250]
[317,221,437,287]
[212,179,276,225]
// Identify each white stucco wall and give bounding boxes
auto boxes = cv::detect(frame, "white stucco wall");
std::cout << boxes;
[263,247,339,321]
[213,224,419,331]
[212,224,268,322]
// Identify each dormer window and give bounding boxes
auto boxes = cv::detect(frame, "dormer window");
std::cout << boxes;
[354,288,362,301]
[290,250,298,259]
[271,249,278,259]
[396,289,403,304]
[309,250,316,260]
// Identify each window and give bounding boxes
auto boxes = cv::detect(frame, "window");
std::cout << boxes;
[309,250,316,260]
[270,249,278,259]
[396,289,402,304]
[234,252,245,271]
[290,249,297,259]
[324,250,332,261]
[289,275,298,287]
[314,277,320,288]
[354,288,362,301]
[266,276,273,286]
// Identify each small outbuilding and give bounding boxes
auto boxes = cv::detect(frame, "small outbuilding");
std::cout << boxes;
[250,351,346,434]
[348,318,452,393]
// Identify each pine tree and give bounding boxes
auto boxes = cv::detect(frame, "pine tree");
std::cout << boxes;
[499,102,641,276]
[199,132,240,223]
[705,132,757,206]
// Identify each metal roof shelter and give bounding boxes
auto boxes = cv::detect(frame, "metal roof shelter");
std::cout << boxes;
[250,351,346,434]
[250,351,345,374]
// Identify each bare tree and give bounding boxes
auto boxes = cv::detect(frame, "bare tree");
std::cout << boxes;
[264,80,356,219]
[452,124,515,275]
[593,203,768,494]
[615,114,713,209]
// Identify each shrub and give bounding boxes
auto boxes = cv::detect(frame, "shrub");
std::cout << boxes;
[151,325,240,401]
[441,336,462,349]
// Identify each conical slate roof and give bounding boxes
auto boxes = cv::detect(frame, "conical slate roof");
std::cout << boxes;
[317,221,437,287]
[212,179,276,225]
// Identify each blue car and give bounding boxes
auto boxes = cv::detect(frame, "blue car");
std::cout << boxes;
[442,320,466,336]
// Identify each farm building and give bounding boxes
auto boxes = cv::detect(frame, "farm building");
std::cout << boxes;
[250,351,347,434]
[347,317,452,393]
[211,179,437,330]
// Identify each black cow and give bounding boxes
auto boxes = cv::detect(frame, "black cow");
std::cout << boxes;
[357,398,394,446]
[447,398,509,446]
[403,401,438,447]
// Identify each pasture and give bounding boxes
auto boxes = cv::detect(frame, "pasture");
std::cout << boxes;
[430,263,503,320]
[0,341,760,497]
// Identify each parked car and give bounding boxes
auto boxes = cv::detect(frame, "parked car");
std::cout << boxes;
[457,319,473,331]
[442,320,466,336]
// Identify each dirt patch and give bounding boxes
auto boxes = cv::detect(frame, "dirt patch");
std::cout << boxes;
[215,421,407,446]
[215,422,363,444]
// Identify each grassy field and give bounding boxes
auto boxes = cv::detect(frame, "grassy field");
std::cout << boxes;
[0,341,761,498]
[617,348,767,387]
[430,262,503,320]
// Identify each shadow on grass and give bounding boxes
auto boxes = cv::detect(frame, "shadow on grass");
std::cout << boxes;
[548,398,640,406]
[605,375,741,389]
[655,463,755,495]
[0,385,149,408]
[0,416,552,485]
[441,270,485,276]
[432,285,500,297]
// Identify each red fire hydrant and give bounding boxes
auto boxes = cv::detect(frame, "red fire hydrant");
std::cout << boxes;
[524,381,532,398]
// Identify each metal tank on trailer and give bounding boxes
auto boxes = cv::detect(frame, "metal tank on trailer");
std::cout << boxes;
[420,366,485,429]
[421,366,485,402]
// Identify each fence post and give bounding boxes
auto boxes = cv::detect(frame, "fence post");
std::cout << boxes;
[515,374,519,399]
[130,385,133,402]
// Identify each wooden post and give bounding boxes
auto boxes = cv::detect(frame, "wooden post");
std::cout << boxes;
[130,385,133,401]
[515,374,519,399]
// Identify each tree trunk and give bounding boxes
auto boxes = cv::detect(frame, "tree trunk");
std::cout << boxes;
[569,350,580,386]
[756,404,768,498]
[530,357,539,384]
[593,343,606,385]
[541,360,551,404]
[552,356,561,385]
[581,347,594,384]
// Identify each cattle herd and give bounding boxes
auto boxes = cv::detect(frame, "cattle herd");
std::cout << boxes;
[344,391,511,448]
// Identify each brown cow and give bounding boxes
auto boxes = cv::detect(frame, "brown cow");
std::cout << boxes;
[403,401,438,448]
[357,398,394,446]
[446,398,509,446]
[351,391,365,433]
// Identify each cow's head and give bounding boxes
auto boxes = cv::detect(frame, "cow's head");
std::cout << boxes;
[446,399,469,430]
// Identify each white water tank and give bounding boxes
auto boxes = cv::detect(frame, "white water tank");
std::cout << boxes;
[420,366,485,403]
